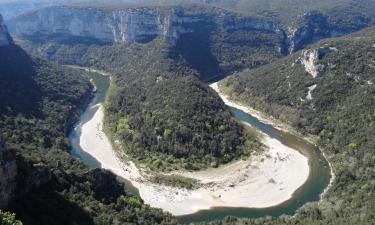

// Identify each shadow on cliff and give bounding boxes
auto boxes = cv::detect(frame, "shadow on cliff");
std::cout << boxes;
[21,33,112,46]
[10,186,95,225]
[0,44,42,117]
[8,152,95,225]
[9,153,130,225]
[173,21,224,82]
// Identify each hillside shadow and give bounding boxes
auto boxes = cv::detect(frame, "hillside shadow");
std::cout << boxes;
[10,185,95,225]
[174,21,224,81]
[21,33,112,46]
[0,44,42,117]
[7,153,96,225]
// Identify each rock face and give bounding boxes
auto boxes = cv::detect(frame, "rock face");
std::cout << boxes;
[0,140,17,209]
[300,49,322,78]
[13,6,284,46]
[287,11,370,53]
[0,14,11,46]
[297,46,338,78]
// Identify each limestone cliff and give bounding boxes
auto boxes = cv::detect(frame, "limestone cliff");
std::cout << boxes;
[13,6,284,46]
[287,11,370,53]
[296,46,338,78]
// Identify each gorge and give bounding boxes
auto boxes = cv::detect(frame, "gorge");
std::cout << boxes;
[1,1,374,225]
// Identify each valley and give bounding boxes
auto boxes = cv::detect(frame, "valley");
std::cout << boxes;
[0,1,374,225]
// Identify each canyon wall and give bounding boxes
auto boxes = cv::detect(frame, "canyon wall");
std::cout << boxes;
[13,6,284,46]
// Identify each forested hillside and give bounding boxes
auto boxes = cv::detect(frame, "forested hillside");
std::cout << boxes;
[204,0,375,25]
[216,27,375,225]
[0,38,177,224]
[46,39,262,171]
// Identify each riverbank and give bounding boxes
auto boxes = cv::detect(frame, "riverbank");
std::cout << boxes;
[65,65,112,76]
[78,84,310,216]
[210,81,335,200]
[210,82,296,135]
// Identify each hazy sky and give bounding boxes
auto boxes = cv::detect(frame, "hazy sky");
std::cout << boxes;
[0,0,137,2]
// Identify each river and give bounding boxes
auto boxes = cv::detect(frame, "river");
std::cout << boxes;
[68,70,331,224]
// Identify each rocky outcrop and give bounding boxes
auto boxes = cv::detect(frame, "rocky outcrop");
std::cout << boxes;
[0,140,17,209]
[13,6,284,46]
[287,11,371,53]
[0,14,11,46]
[306,84,317,100]
[296,46,338,78]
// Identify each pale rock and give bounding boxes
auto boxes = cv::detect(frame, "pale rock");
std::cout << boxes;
[296,46,338,78]
[14,6,284,46]
[306,84,317,100]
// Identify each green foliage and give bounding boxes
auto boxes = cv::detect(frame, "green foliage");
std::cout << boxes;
[163,128,172,139]
[149,174,200,189]
[121,196,143,208]
[116,117,131,135]
[0,211,22,225]
[202,0,375,28]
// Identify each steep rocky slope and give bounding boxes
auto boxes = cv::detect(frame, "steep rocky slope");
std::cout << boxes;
[13,5,283,46]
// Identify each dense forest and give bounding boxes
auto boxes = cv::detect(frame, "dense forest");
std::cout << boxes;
[75,39,263,171]
[216,27,375,225]
[0,43,177,224]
